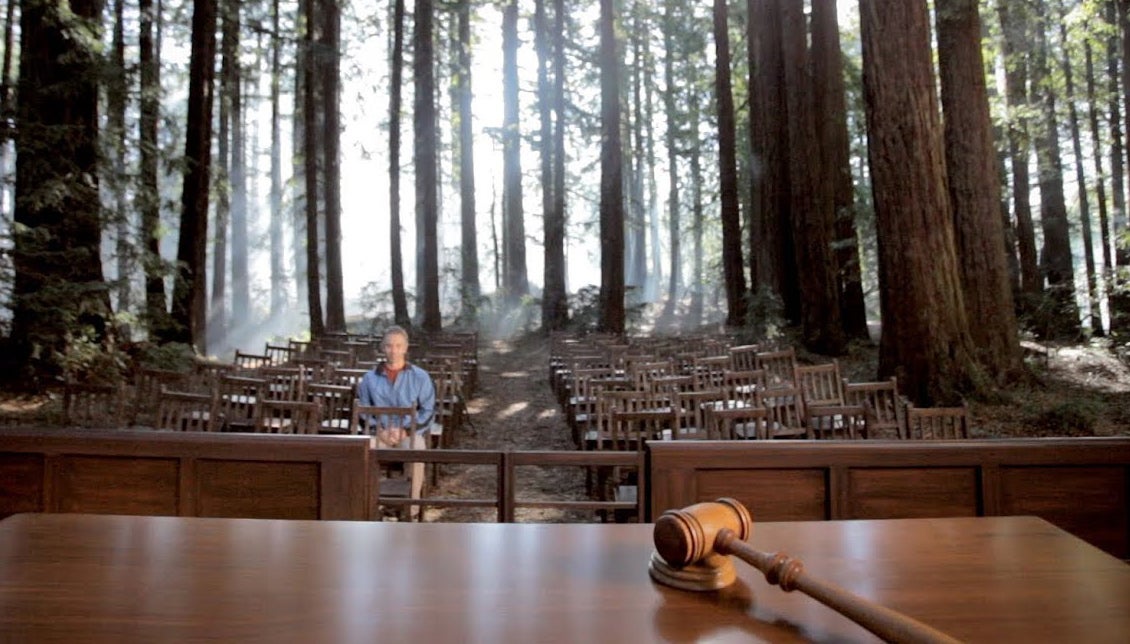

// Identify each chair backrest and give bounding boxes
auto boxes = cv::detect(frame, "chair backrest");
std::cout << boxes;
[259,366,306,401]
[63,381,128,428]
[755,348,798,389]
[728,344,762,372]
[215,374,267,432]
[720,369,767,407]
[806,404,867,440]
[307,382,355,434]
[233,350,272,373]
[708,404,770,440]
[795,360,844,408]
[843,377,906,439]
[609,408,674,450]
[905,402,969,439]
[761,386,808,439]
[673,389,726,439]
[691,355,732,390]
[589,389,668,450]
[254,399,322,435]
[156,389,217,432]
[264,343,296,366]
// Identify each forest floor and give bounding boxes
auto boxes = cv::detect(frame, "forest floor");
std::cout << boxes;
[423,330,1130,522]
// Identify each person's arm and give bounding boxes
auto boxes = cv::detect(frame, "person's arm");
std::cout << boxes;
[414,369,436,429]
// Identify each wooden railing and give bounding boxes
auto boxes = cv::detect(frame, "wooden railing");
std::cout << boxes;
[0,427,371,520]
[372,448,645,522]
[649,438,1130,559]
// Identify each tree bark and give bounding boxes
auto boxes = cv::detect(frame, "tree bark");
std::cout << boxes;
[502,0,528,307]
[322,0,345,332]
[713,0,747,327]
[170,0,218,350]
[302,0,323,338]
[860,0,979,405]
[538,0,567,330]
[783,0,843,353]
[812,0,868,341]
[416,0,441,331]
[598,0,625,333]
[138,0,169,336]
[268,0,285,319]
[935,0,1022,380]
[388,0,409,327]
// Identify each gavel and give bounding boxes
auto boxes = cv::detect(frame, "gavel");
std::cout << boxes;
[650,498,961,644]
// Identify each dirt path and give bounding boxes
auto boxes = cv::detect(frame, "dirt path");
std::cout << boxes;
[424,333,591,522]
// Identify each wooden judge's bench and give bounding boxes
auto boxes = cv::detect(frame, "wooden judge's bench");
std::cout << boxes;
[1,512,1128,642]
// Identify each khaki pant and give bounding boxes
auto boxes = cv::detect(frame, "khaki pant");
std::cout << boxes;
[375,431,427,519]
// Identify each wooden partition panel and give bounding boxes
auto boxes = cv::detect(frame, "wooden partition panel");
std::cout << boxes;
[648,438,1130,559]
[0,428,370,520]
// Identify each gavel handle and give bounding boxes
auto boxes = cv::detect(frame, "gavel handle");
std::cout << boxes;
[714,528,961,644]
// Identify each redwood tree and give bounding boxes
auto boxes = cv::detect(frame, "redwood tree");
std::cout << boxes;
[598,0,625,333]
[860,0,980,405]
[935,0,1022,380]
[713,0,746,327]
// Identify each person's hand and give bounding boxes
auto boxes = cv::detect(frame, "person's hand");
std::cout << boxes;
[378,426,405,447]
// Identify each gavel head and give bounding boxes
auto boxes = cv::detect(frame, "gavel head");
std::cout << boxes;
[653,498,752,568]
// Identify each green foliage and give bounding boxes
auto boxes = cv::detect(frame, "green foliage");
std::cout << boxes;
[56,327,130,385]
[565,285,602,333]
[737,285,785,344]
[1016,285,1084,342]
[1028,399,1100,437]
[131,341,196,373]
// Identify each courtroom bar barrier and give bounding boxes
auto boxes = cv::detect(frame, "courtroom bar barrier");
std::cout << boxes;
[648,438,1130,559]
[0,427,370,520]
[372,448,645,523]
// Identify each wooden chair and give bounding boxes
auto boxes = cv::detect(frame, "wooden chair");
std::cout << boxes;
[131,367,193,426]
[215,374,266,432]
[253,399,322,435]
[707,403,770,440]
[720,369,766,407]
[728,344,762,372]
[155,389,218,432]
[691,355,731,390]
[259,366,306,401]
[843,377,906,439]
[761,386,809,439]
[429,374,464,449]
[63,381,128,428]
[795,360,844,409]
[307,382,355,435]
[755,347,798,389]
[629,360,674,390]
[672,389,726,440]
[807,404,868,440]
[233,350,272,373]
[587,389,670,451]
[610,407,675,450]
[264,343,295,366]
[905,402,969,439]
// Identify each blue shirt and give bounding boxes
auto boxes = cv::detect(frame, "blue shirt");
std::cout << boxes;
[356,363,436,432]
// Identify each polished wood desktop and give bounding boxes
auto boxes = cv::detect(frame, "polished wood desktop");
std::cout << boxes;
[0,513,1127,642]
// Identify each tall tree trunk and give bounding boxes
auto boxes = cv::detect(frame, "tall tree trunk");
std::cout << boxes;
[660,0,681,322]
[302,0,323,337]
[170,0,218,350]
[644,21,661,304]
[688,61,704,327]
[860,0,979,405]
[212,0,234,349]
[291,46,308,316]
[138,0,169,336]
[1113,0,1130,336]
[783,0,842,353]
[416,0,441,331]
[997,1,1041,300]
[713,0,747,327]
[322,0,344,331]
[268,0,285,319]
[455,0,480,325]
[10,0,112,380]
[1085,40,1114,335]
[228,0,249,335]
[388,0,409,326]
[935,0,1022,379]
[598,0,625,333]
[748,0,798,324]
[538,0,567,330]
[1057,12,1101,335]
[108,0,131,319]
[502,0,528,307]
[1031,2,1081,339]
[812,0,868,341]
